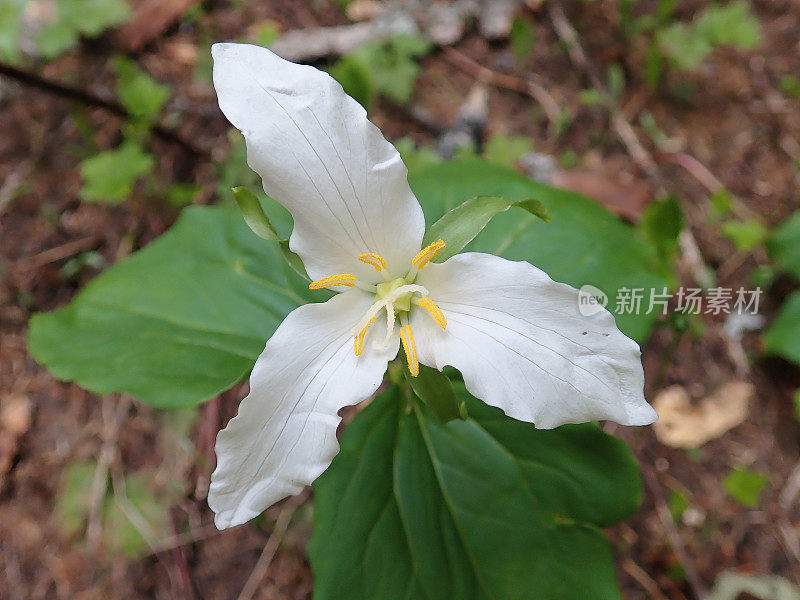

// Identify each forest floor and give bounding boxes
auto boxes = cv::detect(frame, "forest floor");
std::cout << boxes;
[1,1,799,599]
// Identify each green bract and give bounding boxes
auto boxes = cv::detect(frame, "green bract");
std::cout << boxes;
[310,386,643,600]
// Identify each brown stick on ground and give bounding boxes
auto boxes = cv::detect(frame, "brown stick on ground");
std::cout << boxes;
[0,62,208,157]
[643,468,709,599]
[237,490,310,600]
[548,2,657,175]
[441,46,562,133]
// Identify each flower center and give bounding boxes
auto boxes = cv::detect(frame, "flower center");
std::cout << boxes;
[376,278,414,312]
[307,239,448,376]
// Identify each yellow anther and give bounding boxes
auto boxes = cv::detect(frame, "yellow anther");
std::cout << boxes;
[400,324,419,377]
[354,317,377,356]
[417,297,447,330]
[412,239,446,270]
[358,252,388,271]
[309,273,357,290]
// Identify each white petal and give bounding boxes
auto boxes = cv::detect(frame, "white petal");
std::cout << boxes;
[212,43,425,282]
[209,289,398,528]
[411,253,657,429]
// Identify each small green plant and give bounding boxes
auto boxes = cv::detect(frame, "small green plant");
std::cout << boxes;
[723,467,768,508]
[35,0,131,59]
[79,57,171,203]
[763,211,800,365]
[620,1,761,89]
[0,0,27,63]
[483,133,534,168]
[79,141,155,203]
[328,34,432,110]
[779,75,800,99]
[509,16,536,61]
[720,219,769,252]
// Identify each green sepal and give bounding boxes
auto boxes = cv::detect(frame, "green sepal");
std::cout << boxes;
[232,186,281,241]
[406,363,465,424]
[232,186,309,281]
[422,195,550,263]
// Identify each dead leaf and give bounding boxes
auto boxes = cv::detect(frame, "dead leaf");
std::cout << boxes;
[115,0,203,52]
[652,382,751,449]
[0,394,33,475]
[549,170,651,222]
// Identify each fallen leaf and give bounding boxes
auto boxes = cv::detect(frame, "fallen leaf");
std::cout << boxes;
[115,0,203,52]
[549,170,652,222]
[652,382,751,449]
[708,572,800,600]
[0,394,33,474]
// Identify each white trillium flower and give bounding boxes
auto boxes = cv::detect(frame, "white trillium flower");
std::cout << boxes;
[209,42,657,529]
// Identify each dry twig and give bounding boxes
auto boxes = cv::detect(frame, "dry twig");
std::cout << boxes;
[621,558,673,600]
[12,237,98,272]
[441,47,562,132]
[0,62,207,157]
[86,395,129,551]
[237,490,310,600]
[643,469,708,599]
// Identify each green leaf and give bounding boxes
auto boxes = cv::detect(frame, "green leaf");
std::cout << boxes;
[422,194,550,263]
[252,22,280,48]
[698,1,761,50]
[409,158,670,342]
[483,134,534,168]
[79,141,155,203]
[658,22,712,70]
[764,291,800,365]
[232,186,281,242]
[56,461,98,538]
[794,390,800,423]
[56,461,173,558]
[328,53,375,110]
[232,187,309,280]
[330,34,432,108]
[310,386,643,600]
[0,0,27,63]
[29,206,324,408]
[103,472,170,558]
[657,1,760,71]
[723,467,768,508]
[407,364,464,423]
[34,0,131,59]
[640,196,684,263]
[62,0,131,37]
[394,137,441,174]
[668,489,690,522]
[34,20,79,59]
[509,16,536,61]
[720,219,768,252]
[767,210,800,280]
[779,75,800,99]
[114,56,171,123]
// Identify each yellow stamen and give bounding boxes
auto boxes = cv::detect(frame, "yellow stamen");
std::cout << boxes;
[354,317,377,356]
[412,239,446,270]
[417,297,447,330]
[309,273,357,290]
[400,324,419,377]
[358,252,388,271]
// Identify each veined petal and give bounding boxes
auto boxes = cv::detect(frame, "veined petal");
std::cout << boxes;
[212,43,425,282]
[209,289,398,529]
[411,253,657,429]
